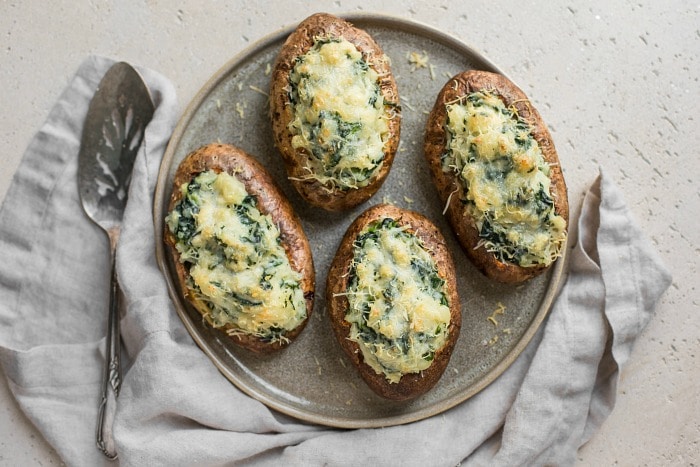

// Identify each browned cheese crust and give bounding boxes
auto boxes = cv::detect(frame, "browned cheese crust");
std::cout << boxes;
[424,70,569,283]
[326,204,461,400]
[269,12,401,211]
[164,143,315,353]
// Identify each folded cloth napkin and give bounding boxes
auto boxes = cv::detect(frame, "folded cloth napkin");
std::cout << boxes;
[0,57,671,467]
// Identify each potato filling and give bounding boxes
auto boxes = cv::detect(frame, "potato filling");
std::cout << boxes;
[287,37,390,190]
[443,91,567,267]
[166,170,306,342]
[344,218,451,383]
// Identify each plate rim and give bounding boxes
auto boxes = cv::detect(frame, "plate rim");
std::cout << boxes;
[153,11,566,429]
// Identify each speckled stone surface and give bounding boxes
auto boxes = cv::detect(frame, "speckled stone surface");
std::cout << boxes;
[1,1,697,465]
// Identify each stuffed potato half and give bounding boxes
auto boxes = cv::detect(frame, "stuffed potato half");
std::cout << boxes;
[424,70,569,284]
[327,204,461,400]
[269,13,401,211]
[164,143,315,353]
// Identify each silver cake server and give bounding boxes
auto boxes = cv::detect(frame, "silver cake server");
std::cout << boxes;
[77,62,154,459]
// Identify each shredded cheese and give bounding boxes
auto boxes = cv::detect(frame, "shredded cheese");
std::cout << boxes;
[407,50,430,70]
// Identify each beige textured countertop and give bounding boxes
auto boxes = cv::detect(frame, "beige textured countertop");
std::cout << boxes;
[1,1,697,465]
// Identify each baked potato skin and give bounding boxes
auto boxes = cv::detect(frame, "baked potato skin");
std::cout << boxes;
[326,204,461,401]
[424,70,569,284]
[164,143,315,353]
[269,12,401,211]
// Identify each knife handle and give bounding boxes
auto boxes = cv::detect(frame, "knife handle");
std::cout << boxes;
[96,229,122,460]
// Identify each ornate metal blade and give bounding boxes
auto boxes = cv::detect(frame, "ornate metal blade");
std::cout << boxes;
[78,62,155,228]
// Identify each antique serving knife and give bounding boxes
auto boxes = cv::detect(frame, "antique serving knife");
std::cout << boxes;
[77,62,154,459]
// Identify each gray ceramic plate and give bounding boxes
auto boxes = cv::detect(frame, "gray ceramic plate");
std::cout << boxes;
[154,13,566,428]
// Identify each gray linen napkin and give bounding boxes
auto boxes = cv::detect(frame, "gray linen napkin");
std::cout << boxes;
[0,57,671,467]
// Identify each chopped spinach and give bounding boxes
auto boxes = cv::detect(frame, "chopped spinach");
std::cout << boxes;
[533,184,554,215]
[228,291,262,307]
[479,218,527,264]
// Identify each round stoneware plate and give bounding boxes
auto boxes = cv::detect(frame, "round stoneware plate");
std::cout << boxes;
[154,13,566,428]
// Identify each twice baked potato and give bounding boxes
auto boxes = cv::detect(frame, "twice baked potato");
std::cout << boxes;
[164,143,315,353]
[269,13,401,211]
[327,204,461,400]
[424,70,569,283]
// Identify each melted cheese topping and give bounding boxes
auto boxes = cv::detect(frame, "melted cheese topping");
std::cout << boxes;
[166,170,306,341]
[344,218,451,383]
[288,37,390,190]
[443,91,567,267]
